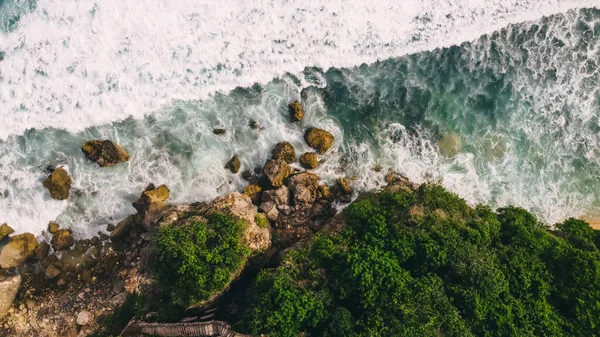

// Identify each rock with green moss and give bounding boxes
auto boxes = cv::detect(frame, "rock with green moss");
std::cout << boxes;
[0,224,14,241]
[272,141,296,164]
[243,184,263,205]
[225,155,241,174]
[82,140,130,167]
[43,168,72,200]
[51,229,74,251]
[299,152,318,169]
[304,128,334,154]
[263,159,292,187]
[0,233,38,269]
[289,101,305,122]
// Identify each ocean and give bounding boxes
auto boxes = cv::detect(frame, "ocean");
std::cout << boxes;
[1,0,599,236]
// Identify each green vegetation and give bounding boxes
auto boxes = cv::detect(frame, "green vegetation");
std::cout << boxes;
[255,213,269,228]
[239,185,600,337]
[154,212,251,307]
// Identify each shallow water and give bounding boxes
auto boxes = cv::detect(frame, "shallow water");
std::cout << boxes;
[1,2,600,236]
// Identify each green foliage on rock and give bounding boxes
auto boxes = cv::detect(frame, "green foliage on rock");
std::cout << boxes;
[239,184,600,337]
[154,212,251,307]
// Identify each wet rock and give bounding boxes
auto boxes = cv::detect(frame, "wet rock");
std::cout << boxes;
[42,168,72,200]
[262,185,290,206]
[76,310,93,326]
[133,184,170,212]
[272,141,296,164]
[106,223,116,232]
[304,127,334,154]
[110,215,134,240]
[0,224,14,241]
[249,119,262,130]
[82,140,130,166]
[289,101,305,122]
[0,233,38,269]
[45,264,61,279]
[299,152,318,169]
[213,128,226,135]
[34,242,50,261]
[243,184,262,205]
[45,165,56,173]
[48,222,60,234]
[51,229,74,251]
[336,178,352,195]
[225,155,241,174]
[263,159,292,187]
[0,274,21,319]
[317,185,333,201]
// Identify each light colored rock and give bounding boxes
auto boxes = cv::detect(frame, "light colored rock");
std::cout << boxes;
[0,223,14,241]
[263,159,292,187]
[260,201,279,221]
[293,184,314,205]
[262,185,290,206]
[0,274,21,319]
[82,140,130,167]
[45,264,61,279]
[42,168,72,200]
[243,184,262,205]
[0,233,38,269]
[336,178,352,195]
[76,310,93,326]
[225,155,241,174]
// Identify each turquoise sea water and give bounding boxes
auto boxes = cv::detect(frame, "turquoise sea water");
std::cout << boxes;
[1,3,599,235]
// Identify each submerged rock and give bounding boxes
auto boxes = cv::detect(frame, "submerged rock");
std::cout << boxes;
[213,128,226,135]
[299,152,318,169]
[263,159,292,187]
[0,274,21,319]
[82,140,130,167]
[225,155,241,174]
[272,141,296,164]
[289,101,305,122]
[43,168,72,200]
[51,229,74,251]
[0,233,38,269]
[0,223,14,241]
[304,128,334,154]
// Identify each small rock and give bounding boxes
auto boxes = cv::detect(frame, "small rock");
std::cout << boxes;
[0,224,14,241]
[82,140,130,167]
[299,152,318,169]
[225,155,241,174]
[45,264,61,279]
[48,222,60,234]
[336,178,352,195]
[213,128,226,135]
[51,229,74,251]
[57,279,67,286]
[263,159,292,187]
[272,141,296,164]
[106,223,115,232]
[304,128,334,154]
[76,310,93,326]
[0,233,38,269]
[262,185,290,206]
[289,101,305,122]
[34,242,50,260]
[110,216,134,240]
[243,184,262,205]
[25,299,36,309]
[42,168,72,200]
[110,292,128,306]
[249,119,261,130]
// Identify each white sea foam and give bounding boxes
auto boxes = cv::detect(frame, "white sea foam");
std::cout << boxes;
[0,0,598,140]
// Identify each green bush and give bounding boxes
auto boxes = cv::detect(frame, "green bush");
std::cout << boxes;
[255,213,269,228]
[239,184,600,337]
[154,212,251,307]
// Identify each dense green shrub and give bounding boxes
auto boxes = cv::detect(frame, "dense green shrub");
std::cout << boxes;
[239,185,600,337]
[154,212,250,307]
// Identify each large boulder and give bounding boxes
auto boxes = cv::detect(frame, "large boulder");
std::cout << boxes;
[288,101,305,122]
[51,229,74,251]
[304,128,334,154]
[225,155,241,174]
[132,184,170,213]
[263,159,292,187]
[0,233,38,269]
[272,141,296,164]
[82,140,129,167]
[42,168,72,200]
[0,223,14,241]
[299,152,318,169]
[0,274,21,319]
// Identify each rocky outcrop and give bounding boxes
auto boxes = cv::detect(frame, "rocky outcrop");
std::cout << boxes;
[304,128,334,154]
[299,152,318,169]
[263,159,292,187]
[51,229,74,251]
[0,233,38,269]
[225,155,241,174]
[289,101,304,122]
[0,275,21,319]
[272,141,296,164]
[82,140,130,167]
[42,168,72,200]
[0,223,14,241]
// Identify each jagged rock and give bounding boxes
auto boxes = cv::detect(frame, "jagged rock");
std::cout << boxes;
[51,229,74,251]
[45,264,61,279]
[0,274,21,319]
[262,185,290,206]
[260,201,279,221]
[225,155,241,174]
[317,185,333,201]
[336,178,352,195]
[299,152,318,169]
[34,242,50,260]
[289,101,305,122]
[213,128,226,135]
[243,184,262,205]
[76,310,93,325]
[110,215,134,240]
[0,233,38,269]
[0,223,14,241]
[42,168,72,200]
[132,184,170,213]
[82,140,130,167]
[272,141,296,164]
[287,172,319,196]
[293,184,314,204]
[48,222,60,234]
[304,127,334,154]
[263,159,292,187]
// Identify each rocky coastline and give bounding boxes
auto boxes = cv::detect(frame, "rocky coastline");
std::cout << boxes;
[0,99,387,336]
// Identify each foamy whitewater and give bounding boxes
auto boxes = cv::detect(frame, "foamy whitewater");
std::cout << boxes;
[1,0,599,236]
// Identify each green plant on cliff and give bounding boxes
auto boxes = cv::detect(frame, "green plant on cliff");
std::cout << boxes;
[239,184,600,337]
[154,212,251,307]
